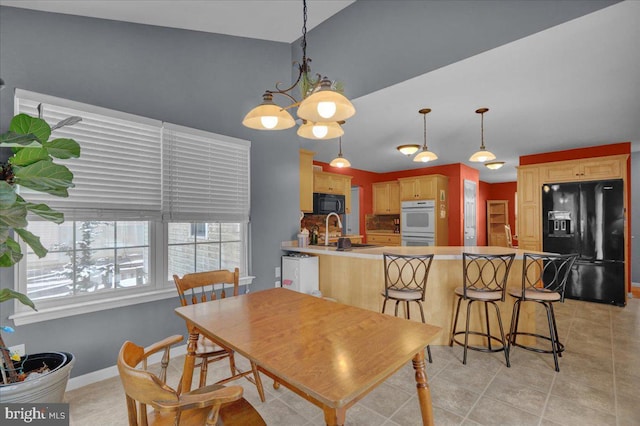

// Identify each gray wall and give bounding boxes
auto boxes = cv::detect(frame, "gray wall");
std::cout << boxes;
[0,6,300,376]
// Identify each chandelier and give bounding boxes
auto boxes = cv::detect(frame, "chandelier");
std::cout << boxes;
[242,0,355,139]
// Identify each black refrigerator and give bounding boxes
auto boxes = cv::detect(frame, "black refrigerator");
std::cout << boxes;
[542,179,625,306]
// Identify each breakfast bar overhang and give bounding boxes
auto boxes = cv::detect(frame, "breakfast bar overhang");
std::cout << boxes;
[282,244,541,346]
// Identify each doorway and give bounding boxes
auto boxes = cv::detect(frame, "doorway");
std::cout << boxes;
[464,180,477,246]
[345,186,360,236]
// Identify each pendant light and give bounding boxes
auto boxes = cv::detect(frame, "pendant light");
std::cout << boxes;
[413,108,438,163]
[329,137,351,168]
[469,107,496,162]
[396,144,421,156]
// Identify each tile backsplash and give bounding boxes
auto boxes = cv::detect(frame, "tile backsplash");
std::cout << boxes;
[365,214,400,233]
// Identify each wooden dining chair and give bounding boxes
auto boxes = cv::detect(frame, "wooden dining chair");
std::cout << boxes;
[173,269,265,402]
[504,224,517,248]
[117,335,266,426]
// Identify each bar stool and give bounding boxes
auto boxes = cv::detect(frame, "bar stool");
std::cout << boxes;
[507,253,577,372]
[450,253,515,366]
[382,252,434,362]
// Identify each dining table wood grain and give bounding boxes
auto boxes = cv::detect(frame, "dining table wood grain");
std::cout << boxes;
[175,287,441,425]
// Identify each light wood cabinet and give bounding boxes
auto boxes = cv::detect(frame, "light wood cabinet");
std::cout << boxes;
[367,233,401,246]
[540,155,625,183]
[300,150,314,212]
[313,170,352,213]
[398,175,438,200]
[372,181,400,214]
[487,200,509,247]
[517,165,541,251]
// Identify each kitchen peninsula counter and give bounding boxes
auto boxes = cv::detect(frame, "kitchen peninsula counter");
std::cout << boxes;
[282,243,540,345]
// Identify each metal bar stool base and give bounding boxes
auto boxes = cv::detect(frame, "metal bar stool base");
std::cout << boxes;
[508,331,565,355]
[451,331,510,355]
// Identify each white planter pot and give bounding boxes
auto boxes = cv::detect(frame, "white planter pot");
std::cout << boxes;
[0,352,75,403]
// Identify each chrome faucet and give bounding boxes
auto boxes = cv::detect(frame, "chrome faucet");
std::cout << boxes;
[325,212,343,246]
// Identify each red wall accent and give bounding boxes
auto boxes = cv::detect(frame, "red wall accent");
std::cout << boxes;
[478,181,490,246]
[519,142,630,165]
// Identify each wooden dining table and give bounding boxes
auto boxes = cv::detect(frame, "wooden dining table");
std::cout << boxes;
[175,287,441,425]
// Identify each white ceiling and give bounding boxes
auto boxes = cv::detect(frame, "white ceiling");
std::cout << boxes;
[2,0,639,183]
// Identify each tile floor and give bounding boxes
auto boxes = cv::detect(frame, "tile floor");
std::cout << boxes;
[66,297,640,425]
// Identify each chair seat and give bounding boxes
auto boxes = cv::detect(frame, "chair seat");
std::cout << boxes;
[509,288,561,302]
[147,391,265,426]
[383,289,423,301]
[454,287,502,301]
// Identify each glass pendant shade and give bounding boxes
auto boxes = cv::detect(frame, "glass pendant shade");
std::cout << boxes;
[297,78,356,123]
[397,144,421,156]
[413,149,438,163]
[469,149,496,162]
[330,156,351,168]
[297,120,344,140]
[485,161,505,170]
[242,93,296,130]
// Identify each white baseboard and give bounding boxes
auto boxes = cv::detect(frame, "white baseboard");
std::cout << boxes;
[66,344,188,391]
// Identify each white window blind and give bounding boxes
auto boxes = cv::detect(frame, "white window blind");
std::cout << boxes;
[162,123,250,222]
[15,89,163,220]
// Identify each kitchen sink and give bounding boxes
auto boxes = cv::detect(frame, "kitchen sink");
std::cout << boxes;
[328,242,379,249]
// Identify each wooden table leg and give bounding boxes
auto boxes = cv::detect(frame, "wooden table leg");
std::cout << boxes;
[323,407,346,426]
[412,349,434,426]
[181,329,198,394]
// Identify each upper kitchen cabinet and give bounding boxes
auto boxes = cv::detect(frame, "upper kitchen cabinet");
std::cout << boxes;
[398,174,447,201]
[372,181,400,214]
[300,149,315,213]
[540,155,626,183]
[314,170,352,213]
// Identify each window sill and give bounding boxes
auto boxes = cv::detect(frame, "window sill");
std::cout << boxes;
[10,276,255,326]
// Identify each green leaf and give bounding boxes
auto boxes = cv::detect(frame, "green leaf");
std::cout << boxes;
[13,161,74,197]
[0,203,28,228]
[50,116,82,131]
[15,227,47,258]
[0,131,41,147]
[0,225,8,243]
[25,203,64,224]
[43,138,80,159]
[0,288,36,311]
[9,114,51,143]
[0,238,23,267]
[8,147,50,166]
[0,181,17,209]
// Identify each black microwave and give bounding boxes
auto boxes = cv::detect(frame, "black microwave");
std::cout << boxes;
[313,193,345,215]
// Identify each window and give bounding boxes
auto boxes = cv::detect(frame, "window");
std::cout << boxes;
[169,222,246,280]
[12,90,251,324]
[25,221,150,301]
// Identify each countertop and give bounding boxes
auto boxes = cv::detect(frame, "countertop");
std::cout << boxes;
[365,230,399,235]
[281,242,546,260]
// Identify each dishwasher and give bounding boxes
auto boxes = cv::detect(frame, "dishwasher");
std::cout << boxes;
[281,254,319,295]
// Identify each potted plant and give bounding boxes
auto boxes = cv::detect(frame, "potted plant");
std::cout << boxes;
[0,109,81,401]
